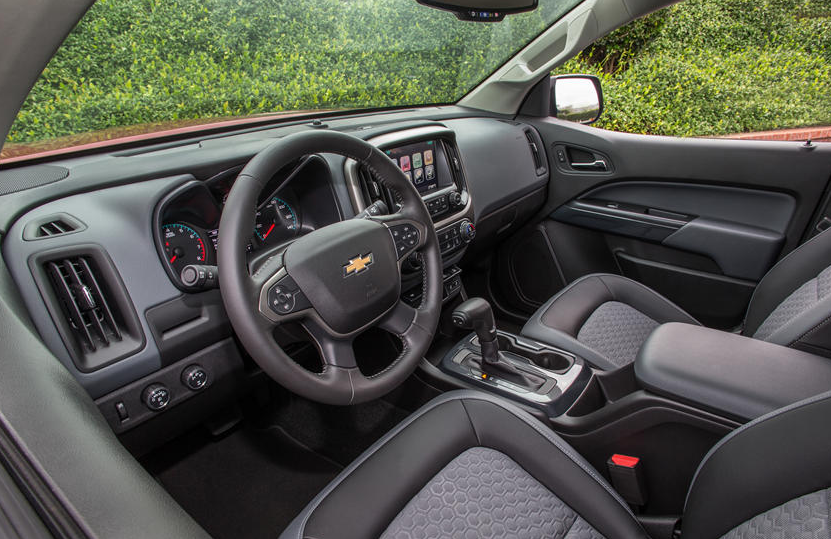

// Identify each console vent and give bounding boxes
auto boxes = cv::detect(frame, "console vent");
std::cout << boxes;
[524,129,547,176]
[46,257,122,353]
[34,248,144,372]
[358,166,400,211]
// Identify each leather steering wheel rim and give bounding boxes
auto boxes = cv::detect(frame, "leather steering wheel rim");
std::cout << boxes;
[218,130,442,405]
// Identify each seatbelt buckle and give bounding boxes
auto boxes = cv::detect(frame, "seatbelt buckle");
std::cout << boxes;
[607,454,648,506]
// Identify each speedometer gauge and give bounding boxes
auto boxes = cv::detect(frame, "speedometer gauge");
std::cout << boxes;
[254,197,299,246]
[162,223,208,275]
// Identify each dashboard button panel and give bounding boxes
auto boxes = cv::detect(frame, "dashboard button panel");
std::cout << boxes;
[426,195,450,218]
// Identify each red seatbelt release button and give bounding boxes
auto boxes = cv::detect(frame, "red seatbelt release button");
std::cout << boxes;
[607,454,647,506]
[610,454,640,468]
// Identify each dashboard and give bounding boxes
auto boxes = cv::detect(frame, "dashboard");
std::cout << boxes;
[0,110,549,437]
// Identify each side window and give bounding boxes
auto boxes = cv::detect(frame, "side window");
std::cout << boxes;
[554,0,831,142]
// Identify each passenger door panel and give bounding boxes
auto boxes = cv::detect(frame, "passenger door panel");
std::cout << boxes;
[503,118,831,328]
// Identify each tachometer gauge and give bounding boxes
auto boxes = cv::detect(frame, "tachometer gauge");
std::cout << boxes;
[162,223,208,275]
[254,197,299,246]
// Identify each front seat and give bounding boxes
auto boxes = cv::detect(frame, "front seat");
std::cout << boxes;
[521,228,831,370]
[282,389,831,539]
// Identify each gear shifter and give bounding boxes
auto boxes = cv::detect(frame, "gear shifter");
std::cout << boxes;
[451,298,539,388]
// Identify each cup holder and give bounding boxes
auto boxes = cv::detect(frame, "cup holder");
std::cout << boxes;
[496,334,573,373]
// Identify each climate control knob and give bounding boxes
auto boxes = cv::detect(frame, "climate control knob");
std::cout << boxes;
[181,364,208,391]
[142,384,171,411]
[459,220,476,243]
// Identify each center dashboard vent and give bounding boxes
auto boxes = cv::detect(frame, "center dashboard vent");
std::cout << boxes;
[357,166,401,211]
[33,248,144,372]
[524,129,547,176]
[22,213,86,240]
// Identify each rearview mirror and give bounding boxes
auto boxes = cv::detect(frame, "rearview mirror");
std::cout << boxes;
[417,0,538,22]
[551,75,603,124]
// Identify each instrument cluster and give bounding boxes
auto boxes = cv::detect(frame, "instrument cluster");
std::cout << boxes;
[156,155,341,288]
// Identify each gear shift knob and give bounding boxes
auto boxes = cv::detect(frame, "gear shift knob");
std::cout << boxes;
[451,298,539,388]
[451,298,497,344]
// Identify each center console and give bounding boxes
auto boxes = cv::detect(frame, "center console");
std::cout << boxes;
[345,125,476,305]
[429,307,831,515]
[635,322,831,421]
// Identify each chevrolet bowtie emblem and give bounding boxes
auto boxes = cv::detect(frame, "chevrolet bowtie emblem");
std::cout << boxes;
[343,253,373,277]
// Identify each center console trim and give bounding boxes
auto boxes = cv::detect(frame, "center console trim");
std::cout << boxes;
[440,330,591,416]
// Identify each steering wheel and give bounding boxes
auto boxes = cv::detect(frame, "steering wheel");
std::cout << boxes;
[218,130,442,405]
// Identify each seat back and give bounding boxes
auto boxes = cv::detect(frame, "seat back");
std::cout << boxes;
[744,228,831,356]
[682,390,831,538]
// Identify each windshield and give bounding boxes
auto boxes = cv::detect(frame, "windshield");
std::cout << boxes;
[2,0,579,162]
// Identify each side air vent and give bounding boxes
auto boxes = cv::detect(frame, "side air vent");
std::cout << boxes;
[47,257,122,352]
[32,248,144,372]
[524,129,547,176]
[22,213,86,241]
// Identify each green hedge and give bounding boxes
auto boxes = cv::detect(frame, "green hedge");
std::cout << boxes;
[6,0,831,145]
[557,0,831,136]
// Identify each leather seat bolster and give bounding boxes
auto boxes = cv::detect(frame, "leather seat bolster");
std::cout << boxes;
[683,390,831,538]
[520,274,698,369]
[536,275,614,335]
[283,391,647,539]
[527,274,698,339]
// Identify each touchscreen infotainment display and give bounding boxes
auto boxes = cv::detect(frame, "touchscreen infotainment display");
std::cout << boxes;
[385,140,441,194]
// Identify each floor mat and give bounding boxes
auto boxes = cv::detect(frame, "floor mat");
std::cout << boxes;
[262,395,412,466]
[144,425,342,539]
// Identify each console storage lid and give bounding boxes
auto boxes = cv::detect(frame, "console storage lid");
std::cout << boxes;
[635,323,831,422]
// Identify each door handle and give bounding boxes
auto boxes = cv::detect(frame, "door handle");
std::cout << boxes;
[570,159,608,171]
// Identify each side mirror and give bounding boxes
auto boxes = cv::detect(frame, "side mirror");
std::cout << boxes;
[551,75,603,124]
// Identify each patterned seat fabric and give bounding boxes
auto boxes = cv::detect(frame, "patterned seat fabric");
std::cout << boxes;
[721,487,831,539]
[381,447,604,539]
[576,302,659,368]
[753,267,831,341]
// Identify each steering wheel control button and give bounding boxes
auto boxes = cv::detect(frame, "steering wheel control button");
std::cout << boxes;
[267,275,311,315]
[181,365,208,391]
[389,223,420,258]
[142,384,171,411]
